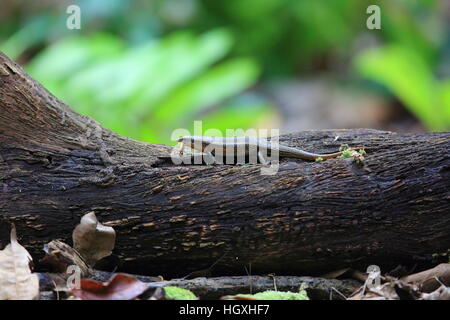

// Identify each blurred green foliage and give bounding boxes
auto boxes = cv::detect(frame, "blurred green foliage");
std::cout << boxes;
[25,30,274,144]
[0,0,449,140]
[355,0,450,131]
[356,45,450,130]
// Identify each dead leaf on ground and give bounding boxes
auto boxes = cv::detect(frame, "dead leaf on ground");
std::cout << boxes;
[321,267,369,282]
[0,224,39,300]
[421,285,450,300]
[73,211,116,266]
[348,264,450,300]
[71,273,149,300]
[348,280,419,300]
[40,240,91,277]
[321,268,352,279]
[401,263,450,293]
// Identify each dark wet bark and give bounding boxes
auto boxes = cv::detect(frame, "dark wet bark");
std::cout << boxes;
[1,52,449,277]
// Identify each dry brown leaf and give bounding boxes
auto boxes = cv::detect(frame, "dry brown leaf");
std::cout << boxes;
[348,277,422,300]
[321,268,351,279]
[401,263,450,293]
[73,211,116,266]
[348,282,397,300]
[0,225,39,300]
[40,240,91,277]
[71,273,149,300]
[421,285,450,300]
[348,264,450,300]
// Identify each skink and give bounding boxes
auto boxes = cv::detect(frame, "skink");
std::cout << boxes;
[177,136,364,163]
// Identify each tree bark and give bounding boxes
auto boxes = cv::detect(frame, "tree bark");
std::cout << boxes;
[0,52,449,277]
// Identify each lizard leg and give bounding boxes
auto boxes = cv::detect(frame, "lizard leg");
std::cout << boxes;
[259,151,279,175]
[178,140,185,156]
[203,151,216,165]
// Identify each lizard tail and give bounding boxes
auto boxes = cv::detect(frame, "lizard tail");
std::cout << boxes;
[283,147,365,161]
[318,147,366,160]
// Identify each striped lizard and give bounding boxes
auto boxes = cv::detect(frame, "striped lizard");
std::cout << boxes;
[177,136,364,164]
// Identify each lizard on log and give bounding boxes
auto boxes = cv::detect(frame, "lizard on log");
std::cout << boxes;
[0,52,449,277]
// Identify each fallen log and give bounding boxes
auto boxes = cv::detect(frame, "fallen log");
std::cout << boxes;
[37,273,360,300]
[0,52,449,277]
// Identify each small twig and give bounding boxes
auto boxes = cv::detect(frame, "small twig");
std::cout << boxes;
[330,287,347,300]
[180,251,229,280]
[267,273,277,291]
[51,278,60,301]
[244,263,253,294]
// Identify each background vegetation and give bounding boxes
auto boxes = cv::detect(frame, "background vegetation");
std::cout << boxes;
[1,0,449,144]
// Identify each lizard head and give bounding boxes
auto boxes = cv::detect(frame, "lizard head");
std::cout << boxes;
[177,136,212,152]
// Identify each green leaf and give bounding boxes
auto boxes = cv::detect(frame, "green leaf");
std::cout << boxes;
[355,44,446,130]
[163,287,197,300]
[26,33,125,83]
[223,290,309,300]
[126,28,234,114]
[1,15,55,60]
[438,80,450,125]
[148,95,276,145]
[23,30,269,143]
[151,57,260,124]
[197,96,276,132]
[28,29,236,140]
